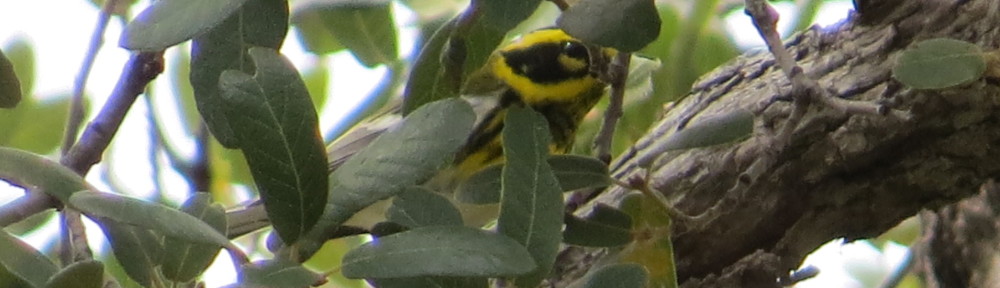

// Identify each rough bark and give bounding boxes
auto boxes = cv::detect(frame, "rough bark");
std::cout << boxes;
[916,181,1000,288]
[553,0,1000,286]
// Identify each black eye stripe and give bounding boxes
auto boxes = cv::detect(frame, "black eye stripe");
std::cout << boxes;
[501,42,591,84]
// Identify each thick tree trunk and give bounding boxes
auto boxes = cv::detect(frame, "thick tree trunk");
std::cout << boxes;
[553,0,1000,287]
[916,181,1000,288]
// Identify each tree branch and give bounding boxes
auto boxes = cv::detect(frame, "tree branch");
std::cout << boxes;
[61,52,164,175]
[0,191,56,227]
[555,0,1000,286]
[62,0,121,154]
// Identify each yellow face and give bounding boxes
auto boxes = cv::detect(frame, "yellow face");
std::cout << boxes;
[451,29,616,178]
[490,29,614,105]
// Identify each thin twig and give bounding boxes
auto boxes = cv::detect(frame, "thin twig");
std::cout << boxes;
[191,125,211,192]
[58,209,93,264]
[143,87,167,201]
[61,52,164,175]
[617,175,697,226]
[55,51,163,267]
[62,0,121,155]
[743,0,892,147]
[592,52,631,163]
[0,191,56,227]
[878,247,915,288]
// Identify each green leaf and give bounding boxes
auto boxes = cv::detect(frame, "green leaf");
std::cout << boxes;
[296,98,474,258]
[161,193,226,283]
[563,204,632,247]
[312,98,474,231]
[0,229,58,287]
[0,36,62,154]
[456,155,611,204]
[241,259,322,287]
[94,220,162,287]
[69,191,232,247]
[291,0,398,66]
[292,14,345,54]
[302,63,330,109]
[3,37,35,96]
[218,47,329,244]
[387,186,464,228]
[402,17,506,114]
[44,260,104,288]
[476,0,542,31]
[456,22,506,93]
[401,18,459,115]
[0,49,21,108]
[583,263,648,288]
[6,97,71,154]
[497,106,563,287]
[637,109,754,167]
[892,38,986,90]
[0,265,30,288]
[0,147,90,202]
[548,155,612,191]
[618,193,677,287]
[342,226,536,278]
[121,0,249,50]
[371,276,487,288]
[190,0,288,147]
[557,0,661,52]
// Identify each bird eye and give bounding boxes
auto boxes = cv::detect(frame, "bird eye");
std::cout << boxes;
[562,41,589,60]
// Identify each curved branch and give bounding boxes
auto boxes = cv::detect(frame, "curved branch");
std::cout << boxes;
[556,0,1000,286]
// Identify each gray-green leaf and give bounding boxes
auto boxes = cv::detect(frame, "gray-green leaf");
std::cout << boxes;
[0,49,21,108]
[563,204,633,247]
[456,155,611,204]
[44,260,104,288]
[476,0,542,31]
[583,263,648,288]
[291,0,398,66]
[637,109,754,167]
[557,0,661,52]
[218,47,328,244]
[94,220,162,287]
[342,226,536,278]
[892,38,986,90]
[0,147,90,202]
[161,193,226,283]
[497,106,564,287]
[189,0,289,147]
[121,0,249,50]
[69,191,231,247]
[371,276,487,288]
[241,259,322,287]
[387,186,464,228]
[298,98,475,258]
[0,229,58,287]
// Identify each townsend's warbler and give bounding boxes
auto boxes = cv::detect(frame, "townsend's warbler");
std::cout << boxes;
[329,28,616,227]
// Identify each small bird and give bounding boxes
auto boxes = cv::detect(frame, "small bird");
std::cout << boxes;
[328,28,616,228]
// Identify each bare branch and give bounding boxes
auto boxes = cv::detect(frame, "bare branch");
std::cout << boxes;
[62,0,122,154]
[0,191,55,227]
[592,52,631,163]
[61,52,164,175]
